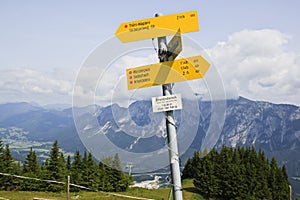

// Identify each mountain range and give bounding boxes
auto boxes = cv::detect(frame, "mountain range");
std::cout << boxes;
[0,97,299,195]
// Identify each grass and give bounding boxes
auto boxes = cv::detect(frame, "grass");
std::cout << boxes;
[182,179,204,200]
[0,179,204,200]
[0,191,66,200]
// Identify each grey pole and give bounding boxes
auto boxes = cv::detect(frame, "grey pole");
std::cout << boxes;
[155,13,183,200]
[67,175,70,200]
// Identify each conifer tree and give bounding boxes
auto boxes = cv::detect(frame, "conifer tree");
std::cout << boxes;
[81,151,88,175]
[183,149,209,180]
[274,164,290,199]
[0,144,16,190]
[194,158,218,198]
[1,144,14,173]
[98,154,132,192]
[44,140,66,192]
[81,151,99,189]
[99,156,114,191]
[21,147,41,191]
[66,155,71,172]
[255,149,271,199]
[71,150,83,189]
[87,151,100,189]
[182,157,193,179]
[229,147,247,198]
[185,146,290,200]
[269,157,278,199]
[112,153,128,192]
[23,147,40,175]
[217,146,233,199]
[0,139,4,171]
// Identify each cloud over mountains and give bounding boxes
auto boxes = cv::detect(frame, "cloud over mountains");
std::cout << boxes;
[0,29,299,106]
[208,29,300,105]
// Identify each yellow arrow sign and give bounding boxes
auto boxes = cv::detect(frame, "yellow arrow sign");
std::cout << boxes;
[126,55,210,90]
[116,10,199,43]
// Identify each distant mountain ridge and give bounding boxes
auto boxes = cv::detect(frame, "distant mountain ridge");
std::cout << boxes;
[218,97,300,151]
[0,97,299,194]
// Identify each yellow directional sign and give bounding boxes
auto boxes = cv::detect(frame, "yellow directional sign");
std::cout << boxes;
[116,10,199,43]
[126,55,210,90]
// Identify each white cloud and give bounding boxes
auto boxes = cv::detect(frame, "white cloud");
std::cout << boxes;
[208,29,300,105]
[0,68,76,105]
[1,29,299,107]
[72,53,160,107]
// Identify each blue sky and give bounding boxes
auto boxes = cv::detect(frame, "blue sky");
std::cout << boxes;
[0,0,300,106]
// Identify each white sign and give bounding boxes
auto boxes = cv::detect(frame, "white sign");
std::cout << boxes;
[152,94,182,113]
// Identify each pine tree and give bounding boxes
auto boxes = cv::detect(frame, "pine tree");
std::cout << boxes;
[87,151,100,189]
[113,153,122,171]
[21,147,41,191]
[182,157,193,179]
[2,144,14,173]
[244,147,259,198]
[218,146,233,199]
[0,139,4,172]
[269,157,278,199]
[98,154,132,192]
[44,140,66,192]
[274,165,290,199]
[81,151,99,189]
[186,146,290,200]
[99,156,114,191]
[71,150,83,189]
[37,158,50,191]
[59,152,67,174]
[0,144,16,190]
[194,157,219,199]
[255,149,271,199]
[23,147,40,175]
[66,155,71,172]
[112,153,127,192]
[228,147,247,198]
[183,150,203,179]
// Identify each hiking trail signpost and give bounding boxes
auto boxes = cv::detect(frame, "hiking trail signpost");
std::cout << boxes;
[115,10,210,200]
[126,55,210,90]
[115,10,198,43]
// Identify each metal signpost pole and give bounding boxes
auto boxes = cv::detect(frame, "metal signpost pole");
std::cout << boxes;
[67,175,70,200]
[156,13,183,200]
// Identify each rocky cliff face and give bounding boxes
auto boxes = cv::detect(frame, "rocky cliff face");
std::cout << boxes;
[217,97,300,152]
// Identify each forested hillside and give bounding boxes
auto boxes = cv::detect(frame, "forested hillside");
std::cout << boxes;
[0,139,132,192]
[183,146,290,200]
